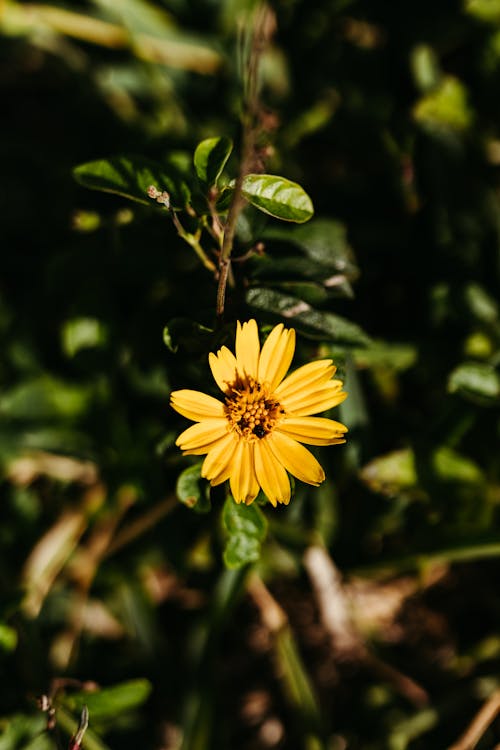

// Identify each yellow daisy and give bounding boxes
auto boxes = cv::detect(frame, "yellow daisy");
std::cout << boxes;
[170,320,348,507]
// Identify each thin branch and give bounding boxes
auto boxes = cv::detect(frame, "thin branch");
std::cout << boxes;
[216,3,274,318]
[104,494,177,558]
[448,689,500,750]
[304,545,429,707]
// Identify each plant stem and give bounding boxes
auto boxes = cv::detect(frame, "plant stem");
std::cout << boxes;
[216,3,273,318]
[170,209,216,273]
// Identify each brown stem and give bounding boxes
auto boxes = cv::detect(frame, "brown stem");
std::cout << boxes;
[448,689,500,750]
[215,3,274,318]
[104,494,177,558]
[304,545,429,707]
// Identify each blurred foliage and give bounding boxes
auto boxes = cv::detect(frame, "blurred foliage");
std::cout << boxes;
[2,0,500,749]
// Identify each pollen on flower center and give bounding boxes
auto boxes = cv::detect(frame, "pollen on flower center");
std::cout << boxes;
[223,375,285,441]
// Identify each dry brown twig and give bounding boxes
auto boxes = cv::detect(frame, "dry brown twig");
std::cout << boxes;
[303,545,429,707]
[448,689,500,750]
[216,3,276,318]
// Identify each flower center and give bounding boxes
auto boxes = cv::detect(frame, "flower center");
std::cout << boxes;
[224,375,285,440]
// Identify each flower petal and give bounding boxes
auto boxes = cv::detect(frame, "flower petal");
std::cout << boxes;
[274,360,336,400]
[209,346,238,393]
[254,437,291,506]
[277,416,347,446]
[284,385,347,416]
[201,431,238,484]
[176,419,229,451]
[235,320,260,379]
[267,431,325,486]
[258,324,296,391]
[170,389,224,421]
[229,440,260,504]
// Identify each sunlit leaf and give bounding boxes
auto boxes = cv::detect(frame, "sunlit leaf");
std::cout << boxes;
[360,449,417,495]
[413,75,473,135]
[246,287,371,345]
[0,377,93,421]
[448,362,500,404]
[411,44,441,93]
[93,0,176,36]
[62,317,108,357]
[352,341,418,371]
[463,282,499,323]
[361,445,484,496]
[241,174,314,223]
[0,714,52,750]
[465,0,500,23]
[22,508,90,616]
[0,623,17,652]
[432,446,484,484]
[73,155,190,209]
[68,679,152,721]
[222,497,268,569]
[194,136,233,186]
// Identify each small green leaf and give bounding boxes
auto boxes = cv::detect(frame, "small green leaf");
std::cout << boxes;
[352,340,417,371]
[176,462,211,513]
[163,318,213,354]
[360,449,417,495]
[448,362,500,404]
[432,446,484,484]
[463,282,499,324]
[0,622,17,652]
[413,76,473,135]
[73,155,190,209]
[222,497,268,569]
[194,136,233,186]
[62,317,107,358]
[69,679,152,721]
[465,0,500,23]
[0,714,52,750]
[241,174,314,223]
[215,185,233,212]
[246,288,371,346]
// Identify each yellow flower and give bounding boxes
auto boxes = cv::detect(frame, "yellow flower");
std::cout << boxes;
[170,320,348,507]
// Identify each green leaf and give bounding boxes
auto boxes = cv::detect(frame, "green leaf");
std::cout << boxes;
[246,287,371,345]
[465,0,500,23]
[0,714,52,750]
[61,317,108,358]
[176,462,211,513]
[241,174,314,223]
[93,0,175,36]
[73,155,190,209]
[361,445,484,496]
[0,623,17,652]
[463,282,499,324]
[360,449,418,495]
[263,218,356,271]
[0,377,93,421]
[413,76,473,135]
[448,362,500,404]
[352,340,418,371]
[55,706,110,750]
[69,679,152,721]
[215,185,233,212]
[163,318,213,354]
[193,136,233,186]
[432,446,484,484]
[222,497,268,569]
